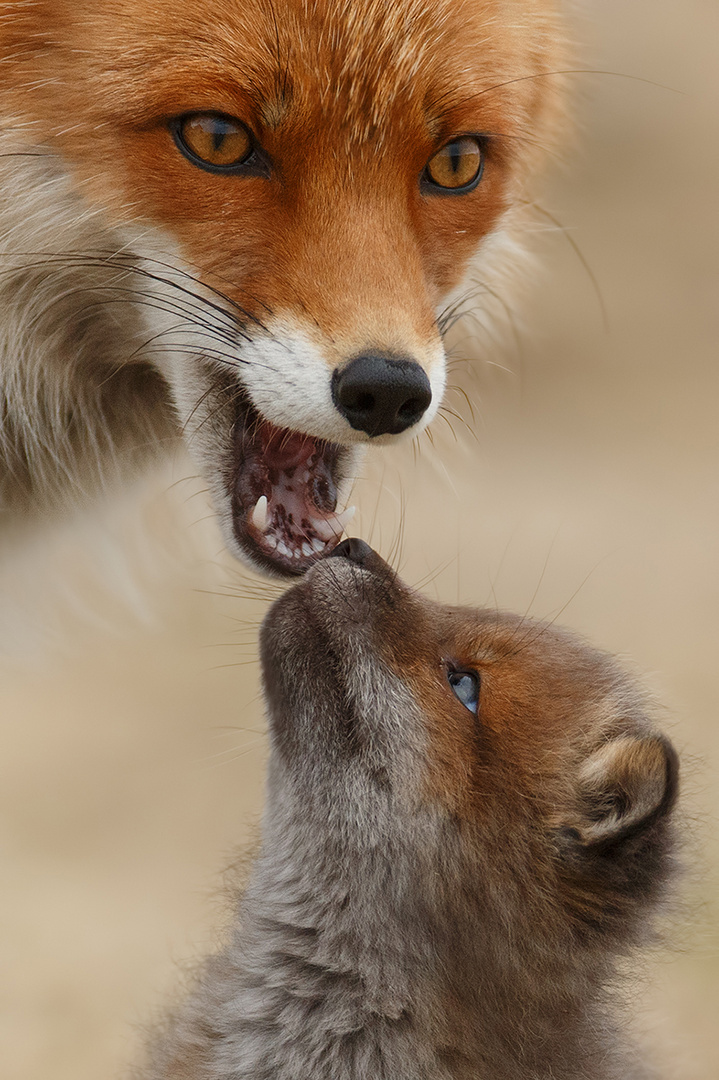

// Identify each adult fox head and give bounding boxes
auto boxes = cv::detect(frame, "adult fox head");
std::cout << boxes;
[0,0,565,575]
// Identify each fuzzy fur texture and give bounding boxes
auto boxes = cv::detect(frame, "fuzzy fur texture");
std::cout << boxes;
[0,0,567,573]
[137,544,679,1080]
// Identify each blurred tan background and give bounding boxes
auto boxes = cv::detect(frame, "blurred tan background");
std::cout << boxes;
[2,1,718,1077]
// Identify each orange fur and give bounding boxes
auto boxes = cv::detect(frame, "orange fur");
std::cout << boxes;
[2,0,564,339]
[0,0,568,575]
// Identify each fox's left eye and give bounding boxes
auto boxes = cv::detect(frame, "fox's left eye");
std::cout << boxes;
[423,136,484,193]
[447,667,480,713]
[171,113,267,175]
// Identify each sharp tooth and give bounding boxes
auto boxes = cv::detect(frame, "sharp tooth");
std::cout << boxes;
[277,540,290,557]
[311,538,325,553]
[311,517,339,542]
[333,505,356,534]
[250,495,268,532]
[301,542,313,557]
[308,505,357,542]
[265,534,278,549]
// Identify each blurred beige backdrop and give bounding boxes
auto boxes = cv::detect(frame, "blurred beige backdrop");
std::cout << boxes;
[2,1,717,1077]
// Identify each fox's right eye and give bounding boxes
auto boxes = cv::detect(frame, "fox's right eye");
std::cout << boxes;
[171,113,267,175]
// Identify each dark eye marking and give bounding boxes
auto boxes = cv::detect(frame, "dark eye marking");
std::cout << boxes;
[446,666,480,713]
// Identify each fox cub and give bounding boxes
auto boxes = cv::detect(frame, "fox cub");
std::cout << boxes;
[138,540,679,1080]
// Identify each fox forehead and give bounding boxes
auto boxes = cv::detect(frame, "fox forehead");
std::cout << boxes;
[34,0,559,140]
[1,0,565,374]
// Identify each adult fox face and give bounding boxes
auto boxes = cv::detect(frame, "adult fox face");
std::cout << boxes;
[0,0,565,575]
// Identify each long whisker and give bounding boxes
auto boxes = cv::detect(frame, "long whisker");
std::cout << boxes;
[525,201,609,331]
[0,249,267,338]
[426,67,681,119]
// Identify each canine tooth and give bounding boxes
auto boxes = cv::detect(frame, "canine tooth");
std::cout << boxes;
[310,505,357,542]
[250,495,268,532]
[333,505,356,533]
[301,542,313,557]
[265,534,278,549]
[311,517,339,542]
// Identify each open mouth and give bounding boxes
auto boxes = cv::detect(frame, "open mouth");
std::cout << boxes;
[232,395,354,577]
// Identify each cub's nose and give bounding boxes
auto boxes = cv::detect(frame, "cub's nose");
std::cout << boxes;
[329,537,390,576]
[329,537,374,565]
[331,354,432,437]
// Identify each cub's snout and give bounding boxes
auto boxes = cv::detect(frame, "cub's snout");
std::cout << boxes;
[259,538,425,779]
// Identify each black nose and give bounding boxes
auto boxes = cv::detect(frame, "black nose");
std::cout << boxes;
[329,537,391,577]
[329,537,375,565]
[331,354,432,437]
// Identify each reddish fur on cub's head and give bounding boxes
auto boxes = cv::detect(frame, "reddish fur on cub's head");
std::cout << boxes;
[378,586,678,942]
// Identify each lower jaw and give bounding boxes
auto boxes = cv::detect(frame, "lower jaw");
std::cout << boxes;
[230,499,353,578]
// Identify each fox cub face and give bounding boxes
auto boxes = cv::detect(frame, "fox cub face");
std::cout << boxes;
[1,0,565,574]
[263,540,678,947]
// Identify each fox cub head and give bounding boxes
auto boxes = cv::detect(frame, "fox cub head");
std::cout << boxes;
[0,0,565,574]
[264,539,679,959]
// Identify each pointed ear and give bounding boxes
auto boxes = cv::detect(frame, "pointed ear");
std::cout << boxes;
[567,734,678,850]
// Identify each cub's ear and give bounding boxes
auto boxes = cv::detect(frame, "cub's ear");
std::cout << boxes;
[565,734,679,850]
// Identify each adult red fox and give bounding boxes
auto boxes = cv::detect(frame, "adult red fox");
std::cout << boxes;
[0,0,565,576]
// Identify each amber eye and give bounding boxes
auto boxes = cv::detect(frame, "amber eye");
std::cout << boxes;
[172,113,260,173]
[424,136,484,192]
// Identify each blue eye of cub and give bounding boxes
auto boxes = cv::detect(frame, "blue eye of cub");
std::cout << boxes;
[447,668,480,713]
